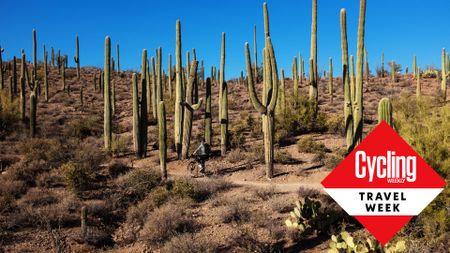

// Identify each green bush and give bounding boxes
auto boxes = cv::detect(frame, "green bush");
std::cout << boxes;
[110,134,129,157]
[0,90,20,138]
[61,162,93,192]
[393,94,449,247]
[116,169,161,203]
[276,95,327,138]
[297,136,327,154]
[66,116,101,139]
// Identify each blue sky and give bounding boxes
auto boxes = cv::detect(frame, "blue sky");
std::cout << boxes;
[1,0,449,78]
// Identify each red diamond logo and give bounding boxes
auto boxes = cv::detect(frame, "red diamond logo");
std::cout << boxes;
[321,122,446,245]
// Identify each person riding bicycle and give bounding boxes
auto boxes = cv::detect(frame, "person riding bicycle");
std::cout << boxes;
[192,138,211,175]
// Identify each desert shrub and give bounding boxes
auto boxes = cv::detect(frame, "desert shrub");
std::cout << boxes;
[247,144,264,163]
[422,68,438,78]
[66,116,101,139]
[21,188,58,207]
[228,123,246,149]
[108,162,130,178]
[227,225,279,253]
[275,149,295,164]
[36,170,65,188]
[297,136,327,154]
[116,169,161,203]
[0,194,16,213]
[276,95,327,138]
[297,186,321,199]
[171,178,211,202]
[220,200,251,224]
[0,90,20,138]
[161,233,219,253]
[326,114,345,135]
[61,162,94,192]
[253,186,276,201]
[140,199,195,245]
[19,138,69,168]
[0,179,26,198]
[269,196,295,214]
[73,138,105,170]
[324,153,345,170]
[227,148,246,164]
[110,134,129,157]
[249,115,262,138]
[118,186,171,244]
[393,95,450,247]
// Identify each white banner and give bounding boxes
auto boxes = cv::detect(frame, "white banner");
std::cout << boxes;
[323,188,443,216]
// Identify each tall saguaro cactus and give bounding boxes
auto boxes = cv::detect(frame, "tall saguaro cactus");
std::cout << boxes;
[219,32,228,156]
[413,54,417,76]
[378,98,392,127]
[381,52,385,77]
[32,29,37,82]
[441,48,447,101]
[182,61,203,159]
[174,20,184,160]
[135,49,149,158]
[245,37,278,179]
[350,55,356,101]
[309,0,318,110]
[279,69,286,115]
[168,54,173,99]
[328,57,333,102]
[104,36,112,150]
[74,35,80,79]
[156,47,163,116]
[151,57,157,119]
[43,45,49,102]
[353,0,366,147]
[205,78,212,145]
[20,50,26,121]
[416,67,421,99]
[159,101,167,179]
[292,57,298,98]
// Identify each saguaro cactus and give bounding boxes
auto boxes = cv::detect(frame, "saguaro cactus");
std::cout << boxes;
[13,56,17,95]
[413,54,417,76]
[441,48,447,101]
[293,57,298,98]
[350,55,356,101]
[132,50,149,158]
[309,0,318,109]
[104,36,112,150]
[151,57,157,119]
[219,32,228,156]
[43,46,49,102]
[353,0,366,147]
[416,67,421,99]
[8,76,13,102]
[132,73,141,157]
[381,52,385,77]
[32,29,37,82]
[156,47,163,116]
[80,206,87,240]
[51,47,55,67]
[329,57,333,102]
[168,54,173,99]
[182,61,203,159]
[112,80,116,115]
[245,37,278,179]
[0,47,4,90]
[391,61,395,82]
[378,98,392,127]
[20,51,26,121]
[174,20,184,160]
[74,35,80,79]
[205,78,212,145]
[159,101,167,179]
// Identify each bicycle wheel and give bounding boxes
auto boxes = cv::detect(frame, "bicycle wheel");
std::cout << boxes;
[187,160,198,177]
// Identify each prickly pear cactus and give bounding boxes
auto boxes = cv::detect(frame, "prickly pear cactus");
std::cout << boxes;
[328,231,406,253]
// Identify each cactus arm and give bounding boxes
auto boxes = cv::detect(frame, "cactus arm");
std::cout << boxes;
[267,37,278,113]
[245,43,266,114]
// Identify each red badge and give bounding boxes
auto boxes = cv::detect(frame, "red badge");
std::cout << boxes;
[321,122,446,245]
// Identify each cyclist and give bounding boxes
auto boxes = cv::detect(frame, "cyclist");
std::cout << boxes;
[192,138,211,175]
